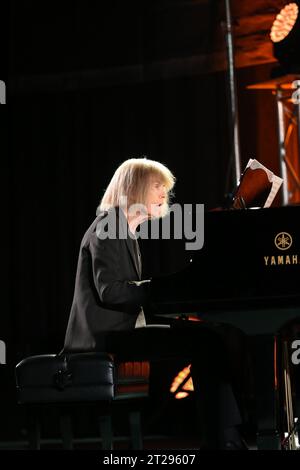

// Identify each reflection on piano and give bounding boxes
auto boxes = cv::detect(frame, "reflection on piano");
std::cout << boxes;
[150,205,300,450]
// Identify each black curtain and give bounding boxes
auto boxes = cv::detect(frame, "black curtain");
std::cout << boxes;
[8,74,230,361]
[3,0,234,439]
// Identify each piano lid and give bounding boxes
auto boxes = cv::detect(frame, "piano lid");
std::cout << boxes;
[149,205,300,314]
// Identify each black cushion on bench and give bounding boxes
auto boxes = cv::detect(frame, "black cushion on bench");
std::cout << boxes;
[15,352,114,404]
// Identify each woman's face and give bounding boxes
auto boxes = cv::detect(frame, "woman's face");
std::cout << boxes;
[145,178,168,218]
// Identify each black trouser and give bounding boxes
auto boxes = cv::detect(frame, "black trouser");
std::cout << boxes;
[104,321,243,448]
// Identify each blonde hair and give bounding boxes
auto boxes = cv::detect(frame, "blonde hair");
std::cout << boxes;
[97,157,175,214]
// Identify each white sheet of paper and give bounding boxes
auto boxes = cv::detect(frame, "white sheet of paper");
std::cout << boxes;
[245,159,283,208]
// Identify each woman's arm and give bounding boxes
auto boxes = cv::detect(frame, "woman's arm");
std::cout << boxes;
[89,233,150,313]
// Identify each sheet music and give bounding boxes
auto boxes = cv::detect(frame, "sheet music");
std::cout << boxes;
[245,159,283,208]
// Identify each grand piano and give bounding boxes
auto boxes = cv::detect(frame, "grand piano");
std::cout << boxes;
[150,204,300,450]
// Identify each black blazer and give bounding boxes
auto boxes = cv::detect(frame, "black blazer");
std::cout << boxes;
[63,208,150,352]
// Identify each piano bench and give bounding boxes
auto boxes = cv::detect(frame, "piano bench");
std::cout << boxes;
[15,353,150,450]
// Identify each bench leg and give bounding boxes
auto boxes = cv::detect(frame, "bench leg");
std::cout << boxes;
[60,414,73,450]
[129,411,143,450]
[98,415,113,450]
[28,415,41,450]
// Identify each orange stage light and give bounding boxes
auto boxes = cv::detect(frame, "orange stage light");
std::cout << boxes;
[170,364,194,400]
[270,2,300,73]
[270,3,299,43]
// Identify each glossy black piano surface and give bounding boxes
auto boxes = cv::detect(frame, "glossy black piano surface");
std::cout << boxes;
[150,205,300,318]
[149,205,300,449]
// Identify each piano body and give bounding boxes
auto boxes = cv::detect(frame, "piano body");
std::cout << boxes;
[150,205,300,450]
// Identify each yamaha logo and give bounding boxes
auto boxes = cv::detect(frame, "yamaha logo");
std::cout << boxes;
[274,232,293,250]
[264,232,299,266]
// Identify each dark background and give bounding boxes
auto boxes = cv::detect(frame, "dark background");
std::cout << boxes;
[2,0,286,443]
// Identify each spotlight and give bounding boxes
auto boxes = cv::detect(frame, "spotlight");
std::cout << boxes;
[270,2,300,74]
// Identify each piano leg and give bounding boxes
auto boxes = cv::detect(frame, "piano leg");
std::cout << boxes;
[250,334,282,450]
[281,337,298,450]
